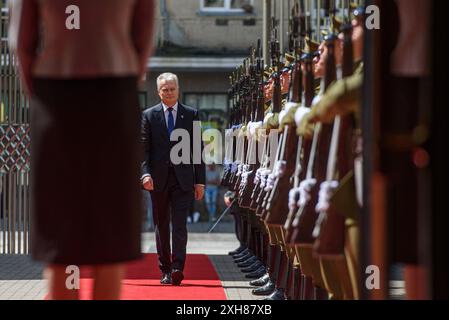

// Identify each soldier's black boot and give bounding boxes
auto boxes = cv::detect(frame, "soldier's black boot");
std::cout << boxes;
[271,246,282,284]
[301,275,315,300]
[293,268,302,300]
[252,245,277,290]
[252,228,261,260]
[249,273,270,286]
[233,247,250,259]
[273,249,288,295]
[241,260,263,273]
[314,286,329,300]
[252,280,275,295]
[228,245,246,256]
[237,255,258,268]
[285,265,295,300]
[258,230,266,264]
[234,251,252,263]
[264,288,286,300]
[245,265,266,279]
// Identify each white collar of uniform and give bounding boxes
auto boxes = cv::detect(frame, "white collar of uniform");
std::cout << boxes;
[162,102,178,113]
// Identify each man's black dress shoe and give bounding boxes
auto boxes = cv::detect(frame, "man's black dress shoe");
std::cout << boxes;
[171,269,184,286]
[160,273,171,284]
[249,273,270,286]
[252,280,275,296]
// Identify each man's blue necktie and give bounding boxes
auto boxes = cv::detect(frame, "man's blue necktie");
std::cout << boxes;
[167,107,174,137]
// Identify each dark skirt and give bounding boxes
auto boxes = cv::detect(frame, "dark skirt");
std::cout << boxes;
[30,77,142,265]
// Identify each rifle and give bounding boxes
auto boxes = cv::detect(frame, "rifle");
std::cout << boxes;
[240,42,265,208]
[290,0,304,103]
[265,1,303,227]
[239,50,262,199]
[222,74,236,187]
[250,130,270,211]
[312,1,355,257]
[283,0,314,243]
[228,66,244,191]
[234,59,248,193]
[248,43,269,211]
[288,49,318,246]
[290,0,338,247]
[232,61,251,193]
[257,19,284,221]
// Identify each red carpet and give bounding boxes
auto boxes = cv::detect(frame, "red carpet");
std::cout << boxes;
[48,254,227,300]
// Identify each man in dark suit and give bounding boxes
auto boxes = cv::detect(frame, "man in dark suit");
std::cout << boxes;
[141,72,205,286]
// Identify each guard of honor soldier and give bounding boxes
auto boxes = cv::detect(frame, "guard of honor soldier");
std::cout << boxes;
[221,0,446,300]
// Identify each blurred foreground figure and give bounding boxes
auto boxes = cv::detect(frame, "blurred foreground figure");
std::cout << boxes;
[381,0,432,300]
[9,0,155,300]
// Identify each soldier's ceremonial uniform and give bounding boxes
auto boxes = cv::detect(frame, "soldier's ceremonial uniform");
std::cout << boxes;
[224,0,441,300]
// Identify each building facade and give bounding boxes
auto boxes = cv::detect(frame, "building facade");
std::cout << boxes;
[144,0,267,126]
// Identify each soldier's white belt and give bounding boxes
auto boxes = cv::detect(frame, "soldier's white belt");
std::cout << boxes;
[247,121,263,138]
[280,102,300,126]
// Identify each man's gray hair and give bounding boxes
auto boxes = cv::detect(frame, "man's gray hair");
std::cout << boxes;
[157,73,179,91]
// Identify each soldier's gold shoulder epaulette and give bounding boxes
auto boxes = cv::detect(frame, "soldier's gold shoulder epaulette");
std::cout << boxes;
[314,83,321,95]
[262,112,273,129]
[330,170,360,222]
[296,111,315,139]
[265,112,279,130]
[264,67,273,80]
[310,71,364,124]
[354,61,364,75]
[332,16,343,33]
[339,71,363,103]
[350,2,359,10]
[264,102,271,113]
[247,121,265,140]
[284,53,295,68]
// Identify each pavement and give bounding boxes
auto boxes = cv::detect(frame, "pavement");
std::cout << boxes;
[0,221,258,300]
[0,221,405,300]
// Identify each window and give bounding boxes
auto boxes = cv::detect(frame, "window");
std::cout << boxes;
[184,93,228,112]
[200,0,254,13]
[2,6,9,40]
[138,91,148,109]
[184,93,229,133]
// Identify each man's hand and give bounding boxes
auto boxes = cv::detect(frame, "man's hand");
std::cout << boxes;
[195,185,205,201]
[142,176,154,191]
